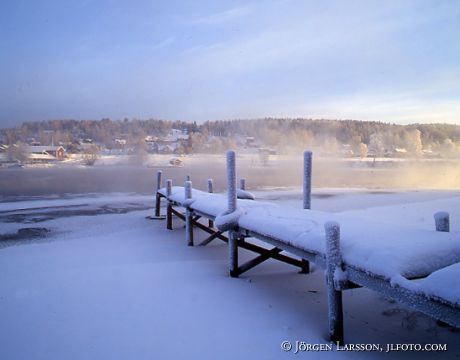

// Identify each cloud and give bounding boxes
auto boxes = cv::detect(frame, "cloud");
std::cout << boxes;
[191,5,252,25]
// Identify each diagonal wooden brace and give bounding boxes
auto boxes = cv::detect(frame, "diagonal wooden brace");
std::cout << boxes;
[198,230,225,246]
[236,247,283,276]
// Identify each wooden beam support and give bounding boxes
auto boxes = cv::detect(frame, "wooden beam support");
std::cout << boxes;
[207,179,214,228]
[171,208,185,221]
[166,179,173,230]
[192,219,229,241]
[185,181,193,246]
[229,230,239,278]
[325,221,344,345]
[303,150,312,210]
[237,247,282,275]
[300,259,310,274]
[198,230,224,246]
[155,193,162,217]
[154,170,163,216]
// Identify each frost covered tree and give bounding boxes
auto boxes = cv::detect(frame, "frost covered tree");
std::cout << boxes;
[132,138,148,164]
[82,144,100,166]
[359,143,368,158]
[405,129,423,156]
[368,133,385,157]
[6,143,28,163]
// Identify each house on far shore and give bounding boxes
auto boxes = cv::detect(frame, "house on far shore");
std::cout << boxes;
[26,145,66,161]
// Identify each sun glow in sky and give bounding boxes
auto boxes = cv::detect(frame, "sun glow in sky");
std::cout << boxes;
[1,0,459,126]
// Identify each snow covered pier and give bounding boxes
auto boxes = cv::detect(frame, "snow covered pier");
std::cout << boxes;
[155,177,307,272]
[154,151,460,344]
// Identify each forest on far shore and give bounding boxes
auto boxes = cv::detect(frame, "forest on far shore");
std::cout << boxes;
[1,118,460,157]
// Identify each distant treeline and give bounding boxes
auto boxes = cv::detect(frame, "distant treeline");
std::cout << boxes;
[2,118,460,155]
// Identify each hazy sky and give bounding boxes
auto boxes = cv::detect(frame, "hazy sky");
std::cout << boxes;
[1,0,459,127]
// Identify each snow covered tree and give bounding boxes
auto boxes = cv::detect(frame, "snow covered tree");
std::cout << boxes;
[405,129,423,157]
[359,143,368,158]
[82,144,99,166]
[6,143,28,163]
[368,133,385,157]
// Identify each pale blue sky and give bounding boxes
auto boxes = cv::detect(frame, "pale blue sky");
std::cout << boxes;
[1,0,459,127]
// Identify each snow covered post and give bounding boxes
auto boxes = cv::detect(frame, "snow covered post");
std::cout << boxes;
[227,150,237,213]
[227,150,239,277]
[154,170,162,217]
[434,211,450,232]
[303,150,312,209]
[325,221,344,344]
[207,179,214,193]
[240,178,246,191]
[156,170,163,191]
[207,179,214,228]
[185,180,194,246]
[166,179,173,230]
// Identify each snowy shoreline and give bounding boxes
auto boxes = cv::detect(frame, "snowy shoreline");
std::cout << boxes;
[0,189,459,359]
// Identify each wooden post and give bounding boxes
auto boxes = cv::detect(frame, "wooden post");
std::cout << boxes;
[166,179,172,196]
[227,150,238,277]
[325,221,344,344]
[303,150,312,210]
[207,179,214,228]
[185,180,193,246]
[155,194,162,217]
[154,170,162,217]
[156,170,162,191]
[434,211,450,232]
[227,150,237,213]
[240,178,246,190]
[166,179,173,230]
[433,212,450,331]
[229,230,239,277]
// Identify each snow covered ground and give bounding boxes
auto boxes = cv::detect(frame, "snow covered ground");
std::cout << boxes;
[0,189,459,359]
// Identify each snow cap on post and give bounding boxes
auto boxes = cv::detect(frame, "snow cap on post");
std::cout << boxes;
[240,178,246,190]
[185,180,192,199]
[227,150,237,212]
[156,170,162,191]
[166,179,172,197]
[434,211,450,232]
[207,179,214,193]
[303,150,312,209]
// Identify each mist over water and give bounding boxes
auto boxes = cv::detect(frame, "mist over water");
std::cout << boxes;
[1,154,459,199]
